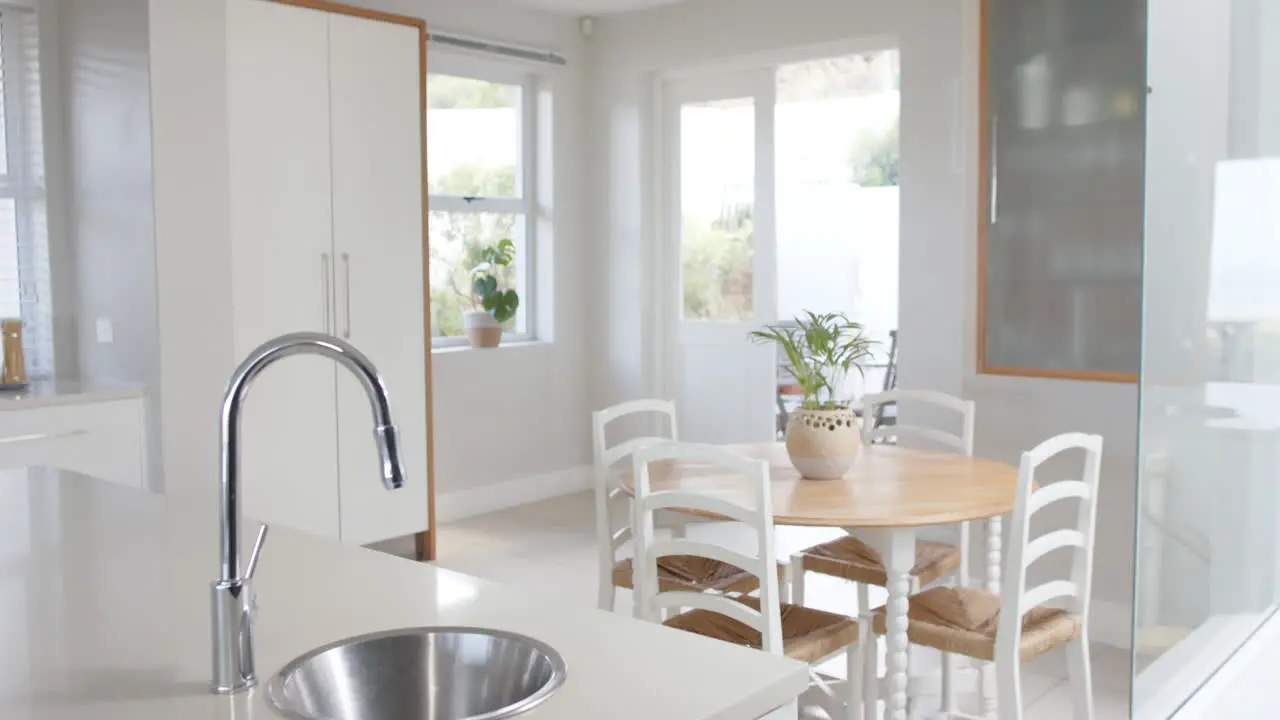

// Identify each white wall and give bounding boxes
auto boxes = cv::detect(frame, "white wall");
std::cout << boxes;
[590,0,1138,628]
[149,0,234,502]
[50,0,162,485]
[150,0,591,509]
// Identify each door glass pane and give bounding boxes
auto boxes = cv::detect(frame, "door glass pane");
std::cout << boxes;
[775,50,900,398]
[680,97,754,321]
[1134,0,1280,713]
[426,74,521,199]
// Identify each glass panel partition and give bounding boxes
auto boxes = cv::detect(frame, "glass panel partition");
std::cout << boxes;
[1134,0,1280,715]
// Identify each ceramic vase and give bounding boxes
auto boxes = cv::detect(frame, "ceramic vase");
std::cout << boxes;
[462,310,502,348]
[784,407,860,479]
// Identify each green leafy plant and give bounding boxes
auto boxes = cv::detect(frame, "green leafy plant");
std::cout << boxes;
[470,238,520,324]
[749,311,877,409]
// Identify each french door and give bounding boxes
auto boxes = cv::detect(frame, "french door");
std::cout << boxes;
[663,70,778,444]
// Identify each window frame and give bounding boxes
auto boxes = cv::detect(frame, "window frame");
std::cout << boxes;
[427,53,538,349]
[0,6,51,377]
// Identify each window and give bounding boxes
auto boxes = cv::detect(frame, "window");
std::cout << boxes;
[0,7,50,377]
[427,59,536,346]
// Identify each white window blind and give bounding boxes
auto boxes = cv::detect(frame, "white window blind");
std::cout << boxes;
[0,7,51,378]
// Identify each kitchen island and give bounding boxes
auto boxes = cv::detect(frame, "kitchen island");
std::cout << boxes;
[0,468,808,719]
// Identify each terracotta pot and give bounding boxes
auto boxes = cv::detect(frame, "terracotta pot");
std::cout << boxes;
[784,407,860,479]
[462,310,502,348]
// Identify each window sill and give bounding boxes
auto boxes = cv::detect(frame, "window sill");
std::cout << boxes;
[431,339,549,355]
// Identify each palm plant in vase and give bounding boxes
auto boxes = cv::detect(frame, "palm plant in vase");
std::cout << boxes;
[750,311,876,479]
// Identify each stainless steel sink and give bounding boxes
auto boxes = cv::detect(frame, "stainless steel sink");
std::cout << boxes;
[266,627,568,720]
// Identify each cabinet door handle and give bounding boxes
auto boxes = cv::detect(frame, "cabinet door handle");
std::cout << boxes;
[321,253,332,332]
[0,429,89,445]
[988,114,999,224]
[341,253,352,339]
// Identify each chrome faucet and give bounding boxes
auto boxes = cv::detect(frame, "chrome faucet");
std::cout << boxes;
[211,332,406,694]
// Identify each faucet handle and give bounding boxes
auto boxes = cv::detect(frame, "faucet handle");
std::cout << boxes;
[244,523,269,581]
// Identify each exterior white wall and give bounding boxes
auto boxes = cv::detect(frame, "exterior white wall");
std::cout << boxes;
[150,0,590,506]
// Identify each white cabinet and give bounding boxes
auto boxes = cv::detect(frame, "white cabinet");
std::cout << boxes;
[227,0,430,545]
[328,13,430,545]
[0,396,148,489]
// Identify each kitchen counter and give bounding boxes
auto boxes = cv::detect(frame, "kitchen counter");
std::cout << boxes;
[0,468,809,719]
[0,378,145,410]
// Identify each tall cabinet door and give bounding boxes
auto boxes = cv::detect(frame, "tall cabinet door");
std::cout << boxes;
[227,0,341,538]
[328,13,430,544]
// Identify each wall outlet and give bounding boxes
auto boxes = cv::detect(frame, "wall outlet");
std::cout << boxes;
[95,318,114,344]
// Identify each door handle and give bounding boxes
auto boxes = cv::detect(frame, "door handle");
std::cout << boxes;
[321,253,332,332]
[988,114,999,224]
[341,253,352,339]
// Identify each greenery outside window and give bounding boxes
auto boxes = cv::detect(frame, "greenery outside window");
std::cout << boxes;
[427,59,536,346]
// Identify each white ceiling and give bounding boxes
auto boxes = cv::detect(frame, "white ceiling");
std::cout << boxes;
[508,0,692,16]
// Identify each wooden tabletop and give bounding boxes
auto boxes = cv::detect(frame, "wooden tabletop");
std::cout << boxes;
[620,442,1021,528]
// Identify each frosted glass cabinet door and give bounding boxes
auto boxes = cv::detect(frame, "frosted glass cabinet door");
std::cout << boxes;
[227,0,341,539]
[328,12,430,545]
[979,0,1146,378]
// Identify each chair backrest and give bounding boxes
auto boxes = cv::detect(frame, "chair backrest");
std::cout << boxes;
[591,400,679,583]
[881,329,899,393]
[995,433,1104,666]
[861,389,975,454]
[631,442,784,655]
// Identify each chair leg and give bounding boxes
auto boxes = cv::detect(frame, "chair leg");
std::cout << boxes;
[789,553,806,605]
[863,626,879,720]
[940,652,956,718]
[598,578,616,612]
[848,634,864,720]
[856,582,869,614]
[1066,633,1093,720]
[993,656,1017,720]
[982,660,999,720]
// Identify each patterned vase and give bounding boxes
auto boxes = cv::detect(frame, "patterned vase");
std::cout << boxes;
[784,407,860,479]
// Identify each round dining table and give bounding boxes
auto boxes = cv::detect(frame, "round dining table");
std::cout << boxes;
[619,441,1021,720]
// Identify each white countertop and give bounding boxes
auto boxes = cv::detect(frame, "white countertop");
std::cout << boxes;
[0,468,808,719]
[0,378,145,409]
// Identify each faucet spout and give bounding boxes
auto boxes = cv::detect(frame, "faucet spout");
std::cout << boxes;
[213,332,405,693]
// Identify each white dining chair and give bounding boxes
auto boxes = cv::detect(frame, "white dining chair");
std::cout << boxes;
[789,389,977,612]
[864,432,1103,720]
[631,441,864,720]
[592,400,762,613]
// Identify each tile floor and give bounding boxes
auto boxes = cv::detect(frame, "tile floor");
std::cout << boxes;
[373,491,1132,719]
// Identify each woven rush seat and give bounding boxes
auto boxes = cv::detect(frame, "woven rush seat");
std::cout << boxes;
[612,556,761,595]
[871,586,1083,662]
[664,596,859,664]
[796,535,962,588]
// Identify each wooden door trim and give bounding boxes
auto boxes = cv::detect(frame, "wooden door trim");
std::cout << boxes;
[270,0,426,30]
[268,0,436,560]
[973,0,1137,385]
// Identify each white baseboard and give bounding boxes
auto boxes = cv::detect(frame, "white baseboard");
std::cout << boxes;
[1090,598,1133,650]
[435,466,592,524]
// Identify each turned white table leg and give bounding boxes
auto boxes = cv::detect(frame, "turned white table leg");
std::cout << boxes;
[983,514,1003,720]
[857,528,915,720]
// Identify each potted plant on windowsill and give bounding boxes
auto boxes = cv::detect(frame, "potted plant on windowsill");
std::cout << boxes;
[463,238,520,349]
[750,311,876,479]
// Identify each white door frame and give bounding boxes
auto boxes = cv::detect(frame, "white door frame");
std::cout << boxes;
[656,67,778,442]
[646,35,903,408]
